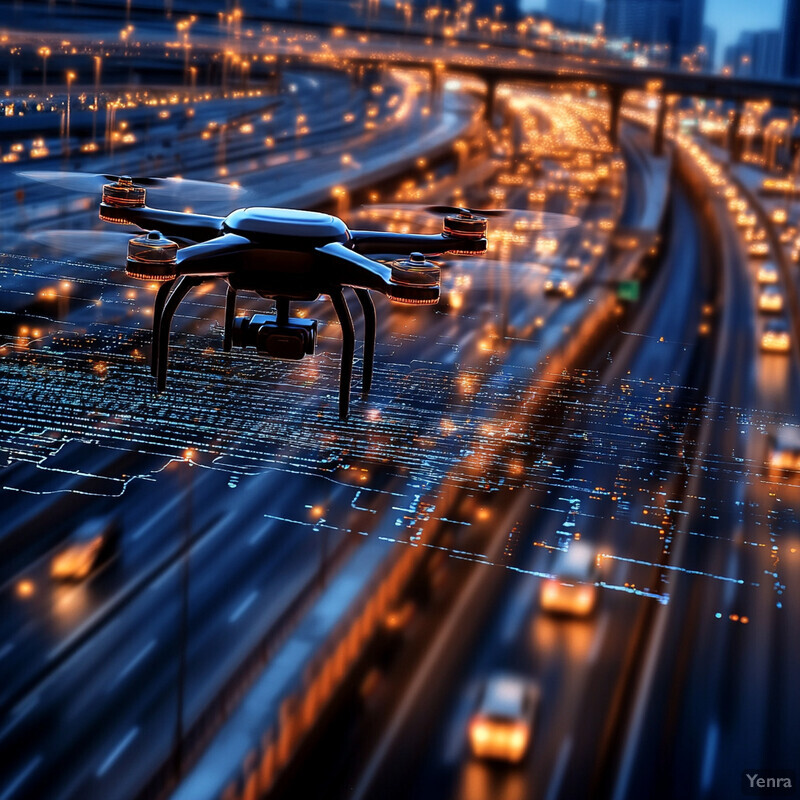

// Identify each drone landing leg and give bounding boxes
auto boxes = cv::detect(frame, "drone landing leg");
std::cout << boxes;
[223,285,237,352]
[156,276,204,393]
[151,279,176,377]
[353,288,375,398]
[329,288,355,420]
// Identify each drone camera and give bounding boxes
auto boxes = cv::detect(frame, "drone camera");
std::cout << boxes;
[231,313,317,360]
[442,212,488,255]
[126,230,179,281]
[100,176,146,222]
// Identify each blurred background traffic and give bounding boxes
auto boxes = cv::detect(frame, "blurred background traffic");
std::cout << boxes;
[1,1,799,799]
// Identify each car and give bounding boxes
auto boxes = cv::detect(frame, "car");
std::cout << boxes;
[544,273,574,298]
[761,318,791,354]
[757,262,779,284]
[468,674,540,763]
[540,540,598,616]
[50,516,121,581]
[768,426,800,473]
[758,285,784,313]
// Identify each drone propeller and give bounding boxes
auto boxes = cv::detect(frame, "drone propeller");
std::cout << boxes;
[360,203,580,232]
[16,171,246,205]
[25,229,135,264]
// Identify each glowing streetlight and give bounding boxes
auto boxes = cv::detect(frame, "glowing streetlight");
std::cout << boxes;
[65,71,76,158]
[93,55,102,141]
[38,46,51,89]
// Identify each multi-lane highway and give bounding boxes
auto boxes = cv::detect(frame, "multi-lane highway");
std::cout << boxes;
[1,73,627,800]
[2,8,799,800]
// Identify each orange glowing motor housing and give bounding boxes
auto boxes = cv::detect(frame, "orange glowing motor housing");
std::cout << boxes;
[442,212,488,255]
[126,230,179,281]
[100,176,146,222]
[386,252,440,305]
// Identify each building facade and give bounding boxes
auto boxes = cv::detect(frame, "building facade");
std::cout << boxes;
[603,0,704,64]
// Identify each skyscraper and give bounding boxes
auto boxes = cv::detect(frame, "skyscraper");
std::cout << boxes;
[782,0,800,79]
[725,29,783,78]
[603,0,704,64]
[544,0,601,31]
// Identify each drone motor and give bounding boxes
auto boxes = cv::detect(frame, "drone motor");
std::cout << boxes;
[386,252,440,304]
[126,230,179,281]
[441,212,488,255]
[100,176,146,222]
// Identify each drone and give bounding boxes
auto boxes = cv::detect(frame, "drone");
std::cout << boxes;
[21,171,576,419]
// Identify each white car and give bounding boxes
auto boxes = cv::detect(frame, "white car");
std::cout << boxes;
[761,318,791,353]
[468,674,540,763]
[768,426,800,473]
[757,263,779,284]
[758,285,784,313]
[540,541,599,616]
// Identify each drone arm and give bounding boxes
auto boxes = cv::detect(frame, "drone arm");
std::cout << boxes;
[315,241,438,305]
[101,204,224,242]
[174,233,251,276]
[348,230,487,257]
[315,241,393,291]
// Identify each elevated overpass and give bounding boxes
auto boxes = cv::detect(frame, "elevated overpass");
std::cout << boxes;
[290,44,800,157]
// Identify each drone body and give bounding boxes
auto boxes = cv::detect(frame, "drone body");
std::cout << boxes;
[98,177,489,418]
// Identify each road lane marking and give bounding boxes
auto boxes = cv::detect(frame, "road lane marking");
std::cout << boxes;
[248,527,269,546]
[108,639,157,692]
[132,491,184,540]
[700,721,719,793]
[229,590,258,624]
[442,683,480,765]
[588,613,610,666]
[0,755,42,800]
[544,737,573,800]
[500,576,539,644]
[96,726,139,778]
[0,694,39,741]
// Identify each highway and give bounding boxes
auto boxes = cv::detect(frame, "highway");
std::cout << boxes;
[613,138,800,800]
[1,66,624,800]
[2,8,799,800]
[260,122,709,800]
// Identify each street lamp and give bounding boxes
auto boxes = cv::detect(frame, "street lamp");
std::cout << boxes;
[332,185,349,217]
[93,56,102,142]
[65,71,76,159]
[38,46,51,90]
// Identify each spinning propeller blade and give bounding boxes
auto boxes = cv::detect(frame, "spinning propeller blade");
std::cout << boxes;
[360,203,580,232]
[16,171,246,205]
[26,229,134,264]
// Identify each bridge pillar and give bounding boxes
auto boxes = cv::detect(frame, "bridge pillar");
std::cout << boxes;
[484,79,498,127]
[429,65,439,98]
[607,86,624,147]
[729,106,743,163]
[790,112,800,163]
[653,94,668,156]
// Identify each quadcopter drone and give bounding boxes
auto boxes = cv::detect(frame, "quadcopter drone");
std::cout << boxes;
[22,171,575,419]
